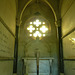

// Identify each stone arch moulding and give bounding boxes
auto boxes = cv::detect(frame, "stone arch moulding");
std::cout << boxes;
[19,0,58,26]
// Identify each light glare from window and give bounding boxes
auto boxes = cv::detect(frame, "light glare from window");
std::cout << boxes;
[43,34,45,37]
[33,20,41,27]
[30,34,32,36]
[69,38,75,43]
[30,22,32,24]
[40,26,48,33]
[27,25,35,33]
[43,22,45,24]
[27,19,48,38]
[33,31,42,37]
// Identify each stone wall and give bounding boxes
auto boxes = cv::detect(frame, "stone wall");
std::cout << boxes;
[0,0,16,75]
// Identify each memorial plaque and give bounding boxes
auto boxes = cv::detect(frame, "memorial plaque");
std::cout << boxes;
[0,22,15,57]
[63,31,75,59]
[64,61,75,75]
[28,73,49,75]
[39,60,50,73]
[26,60,36,73]
[25,59,50,75]
[0,61,13,75]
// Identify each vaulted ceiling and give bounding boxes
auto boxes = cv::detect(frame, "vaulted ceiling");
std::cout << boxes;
[17,0,59,25]
[17,0,60,57]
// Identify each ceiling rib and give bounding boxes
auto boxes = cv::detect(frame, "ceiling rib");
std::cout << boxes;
[20,0,32,25]
[19,0,57,26]
[43,0,57,22]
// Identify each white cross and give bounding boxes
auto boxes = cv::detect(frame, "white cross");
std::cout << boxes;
[34,20,41,27]
[27,25,35,33]
[40,26,48,33]
[33,31,42,37]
